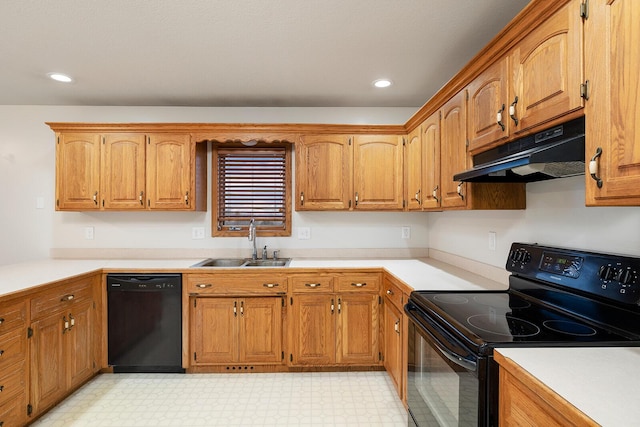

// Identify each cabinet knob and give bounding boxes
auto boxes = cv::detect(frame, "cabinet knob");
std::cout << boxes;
[351,282,367,288]
[0,318,4,325]
[196,283,212,288]
[263,283,279,288]
[60,294,75,302]
[0,350,4,357]
[304,283,321,288]
[386,289,394,295]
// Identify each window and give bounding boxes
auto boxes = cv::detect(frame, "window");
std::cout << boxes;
[213,143,291,237]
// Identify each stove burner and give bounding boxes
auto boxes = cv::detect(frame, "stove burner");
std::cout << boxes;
[473,294,531,310]
[433,294,469,305]
[467,314,540,337]
[543,320,598,336]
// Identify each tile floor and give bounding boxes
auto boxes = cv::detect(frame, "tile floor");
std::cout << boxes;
[32,371,408,426]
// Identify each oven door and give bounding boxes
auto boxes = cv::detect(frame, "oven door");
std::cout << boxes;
[406,302,488,427]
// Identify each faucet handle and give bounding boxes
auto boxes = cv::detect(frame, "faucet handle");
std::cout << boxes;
[273,250,279,259]
[262,245,268,260]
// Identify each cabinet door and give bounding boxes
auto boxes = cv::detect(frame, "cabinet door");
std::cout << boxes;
[296,134,352,210]
[404,127,423,211]
[146,134,193,210]
[585,0,640,205]
[353,135,404,210]
[191,298,237,364]
[102,134,146,209]
[511,0,584,135]
[30,314,66,415]
[440,91,468,209]
[467,56,510,153]
[56,133,101,210]
[289,294,335,365]
[384,300,403,398]
[67,300,95,389]
[239,297,283,364]
[336,293,379,365]
[421,111,441,210]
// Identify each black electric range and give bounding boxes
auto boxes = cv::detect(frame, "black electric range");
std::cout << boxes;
[405,243,640,427]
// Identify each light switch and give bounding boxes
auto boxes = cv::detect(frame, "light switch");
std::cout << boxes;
[192,227,205,239]
[84,227,94,240]
[297,227,311,240]
[488,231,497,251]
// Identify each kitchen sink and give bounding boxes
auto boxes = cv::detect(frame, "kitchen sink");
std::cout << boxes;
[190,258,291,268]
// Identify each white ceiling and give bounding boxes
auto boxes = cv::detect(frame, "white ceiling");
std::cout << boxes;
[0,0,530,108]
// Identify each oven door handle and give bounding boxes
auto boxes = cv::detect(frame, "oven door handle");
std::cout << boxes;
[406,304,478,372]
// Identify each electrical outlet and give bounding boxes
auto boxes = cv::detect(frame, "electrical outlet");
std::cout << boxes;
[84,226,94,240]
[297,227,311,240]
[401,226,411,239]
[192,227,205,239]
[488,231,497,251]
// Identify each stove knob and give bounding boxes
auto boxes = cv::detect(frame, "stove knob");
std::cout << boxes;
[615,269,634,285]
[598,265,616,281]
[523,252,531,263]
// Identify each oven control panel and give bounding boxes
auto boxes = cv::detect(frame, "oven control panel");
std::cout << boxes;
[508,243,640,305]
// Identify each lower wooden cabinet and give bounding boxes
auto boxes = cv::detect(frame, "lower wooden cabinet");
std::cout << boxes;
[288,273,381,367]
[383,298,403,396]
[29,275,99,417]
[190,296,284,366]
[0,298,28,426]
[495,351,597,426]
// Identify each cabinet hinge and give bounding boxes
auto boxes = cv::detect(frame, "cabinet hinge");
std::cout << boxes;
[378,296,382,305]
[147,199,150,207]
[27,403,33,416]
[290,297,293,305]
[402,137,406,146]
[56,199,59,207]
[282,351,285,360]
[290,354,293,362]
[348,200,352,208]
[580,0,589,19]
[379,352,383,362]
[402,200,406,209]
[580,80,590,100]
[102,136,105,145]
[348,137,352,146]
[102,199,104,207]
[57,136,60,144]
[466,91,469,101]
[27,327,33,338]
[194,299,197,308]
[194,352,197,361]
[281,298,285,307]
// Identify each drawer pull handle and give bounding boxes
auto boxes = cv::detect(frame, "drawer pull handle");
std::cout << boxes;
[0,318,4,325]
[263,283,279,288]
[386,289,394,295]
[61,294,75,302]
[351,282,367,288]
[0,350,4,356]
[394,320,400,334]
[305,283,321,288]
[69,314,75,330]
[63,316,69,333]
[0,385,4,392]
[196,283,212,288]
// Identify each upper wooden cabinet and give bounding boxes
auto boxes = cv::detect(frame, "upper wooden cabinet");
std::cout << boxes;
[296,134,404,211]
[440,91,469,209]
[404,126,423,211]
[353,135,404,210]
[585,0,640,206]
[465,0,585,155]
[295,134,352,210]
[55,131,206,211]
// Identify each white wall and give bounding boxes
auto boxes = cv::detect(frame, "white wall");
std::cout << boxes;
[0,105,425,265]
[2,105,638,267]
[427,175,640,268]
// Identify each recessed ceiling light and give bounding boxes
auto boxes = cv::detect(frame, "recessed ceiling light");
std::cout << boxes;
[373,79,392,88]
[48,73,73,83]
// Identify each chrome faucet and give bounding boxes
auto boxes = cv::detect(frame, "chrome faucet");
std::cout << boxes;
[248,219,257,260]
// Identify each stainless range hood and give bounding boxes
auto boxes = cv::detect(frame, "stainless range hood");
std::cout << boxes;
[453,116,585,183]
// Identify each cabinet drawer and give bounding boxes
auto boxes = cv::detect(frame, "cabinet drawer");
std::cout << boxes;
[383,279,404,310]
[335,273,380,292]
[0,299,27,334]
[0,388,26,426]
[186,274,288,295]
[31,278,93,320]
[0,362,26,406]
[0,328,27,371]
[290,276,334,293]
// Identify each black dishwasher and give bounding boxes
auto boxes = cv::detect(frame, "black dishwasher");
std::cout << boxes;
[107,274,184,373]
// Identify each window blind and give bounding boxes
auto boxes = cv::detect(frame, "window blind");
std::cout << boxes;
[216,147,287,231]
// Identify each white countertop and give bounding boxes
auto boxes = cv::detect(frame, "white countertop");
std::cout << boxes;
[0,257,507,298]
[496,347,640,426]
